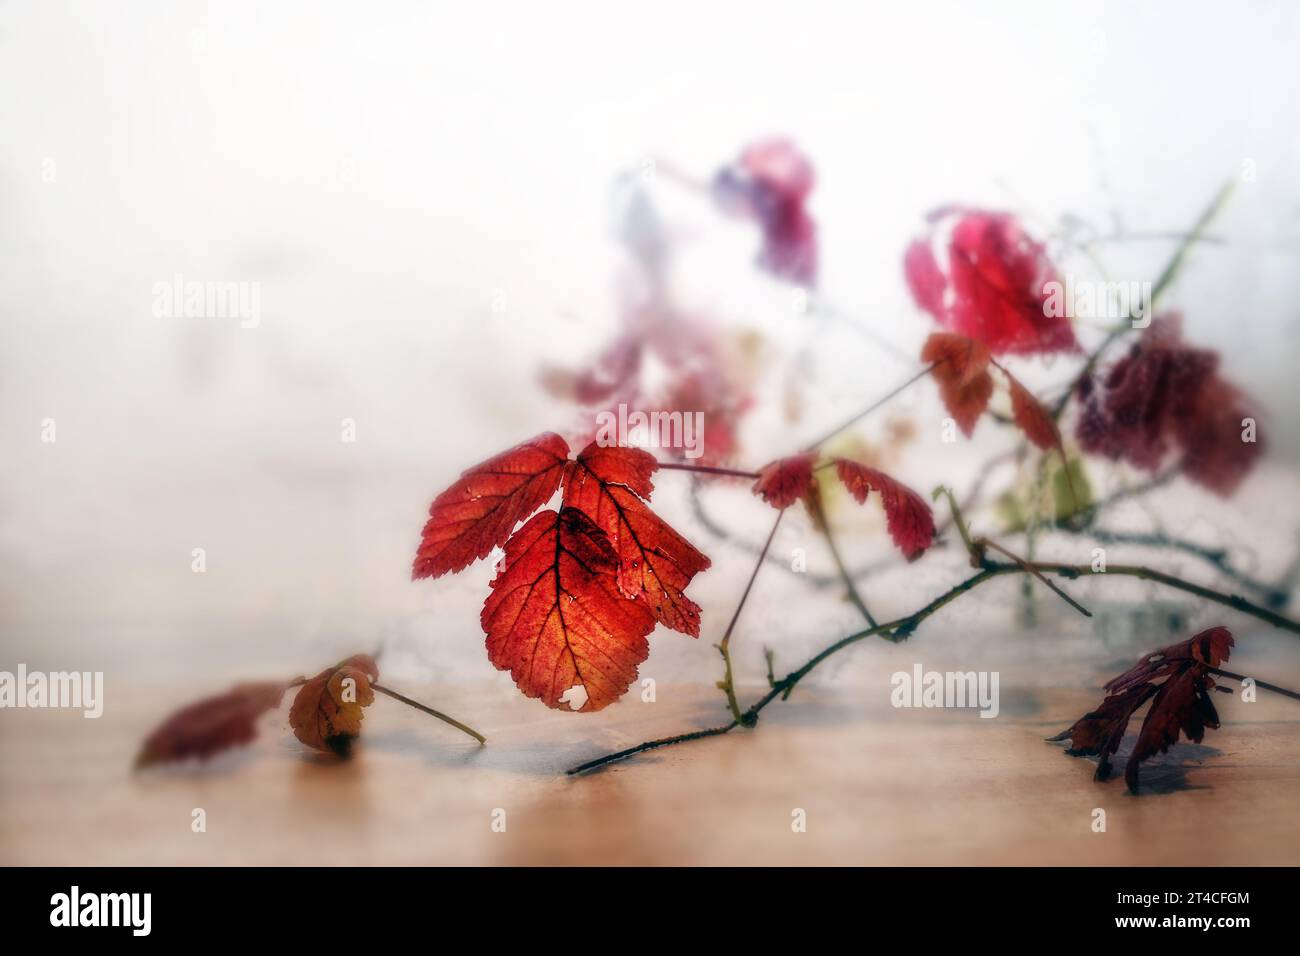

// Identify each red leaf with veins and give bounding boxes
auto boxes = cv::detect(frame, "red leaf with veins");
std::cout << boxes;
[135,681,290,768]
[413,432,570,580]
[922,332,994,436]
[752,453,816,509]
[906,210,1078,355]
[834,459,935,560]
[562,443,711,636]
[1051,627,1233,793]
[480,508,657,712]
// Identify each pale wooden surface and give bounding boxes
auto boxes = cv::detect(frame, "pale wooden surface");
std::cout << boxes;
[3,676,1300,866]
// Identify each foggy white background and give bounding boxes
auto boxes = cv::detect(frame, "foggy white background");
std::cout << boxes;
[2,0,1299,692]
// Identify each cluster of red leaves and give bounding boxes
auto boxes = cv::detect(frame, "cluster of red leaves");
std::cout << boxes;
[751,453,935,560]
[1076,314,1264,496]
[905,209,1078,356]
[922,331,1068,462]
[413,434,711,712]
[135,655,380,768]
[1050,628,1233,793]
[713,138,818,286]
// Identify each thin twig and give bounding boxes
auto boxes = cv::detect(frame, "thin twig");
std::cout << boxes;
[567,559,1300,773]
[979,540,1092,619]
[800,365,935,452]
[1050,181,1234,419]
[807,490,877,627]
[657,461,760,480]
[566,722,737,775]
[1206,667,1300,704]
[371,683,486,745]
[716,510,785,722]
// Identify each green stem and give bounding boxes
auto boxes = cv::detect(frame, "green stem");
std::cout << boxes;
[715,509,785,722]
[808,490,877,627]
[567,558,1300,774]
[1051,181,1234,419]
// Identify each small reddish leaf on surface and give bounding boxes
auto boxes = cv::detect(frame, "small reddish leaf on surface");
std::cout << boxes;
[906,210,1078,355]
[135,682,289,768]
[752,453,816,509]
[1051,627,1233,793]
[413,432,570,580]
[833,459,935,560]
[480,507,657,712]
[922,332,994,436]
[289,655,380,757]
[1046,682,1157,782]
[1124,667,1222,793]
[563,443,711,636]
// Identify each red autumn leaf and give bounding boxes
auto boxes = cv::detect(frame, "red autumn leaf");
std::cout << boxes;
[752,452,816,509]
[1003,370,1059,452]
[904,238,947,319]
[998,364,1075,505]
[135,681,290,768]
[480,507,658,712]
[1047,682,1157,782]
[713,137,818,286]
[922,332,994,436]
[412,432,570,580]
[905,210,1078,355]
[562,442,712,636]
[1103,626,1234,695]
[289,654,380,757]
[1075,314,1264,496]
[1050,627,1233,793]
[1124,667,1222,793]
[834,459,935,560]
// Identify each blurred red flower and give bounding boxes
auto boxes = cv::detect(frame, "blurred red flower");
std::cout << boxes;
[713,137,818,286]
[1075,313,1264,495]
[905,210,1078,356]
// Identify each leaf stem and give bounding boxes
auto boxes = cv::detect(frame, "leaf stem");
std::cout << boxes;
[1205,667,1300,704]
[656,461,761,480]
[1050,181,1234,419]
[371,683,486,745]
[807,490,877,627]
[800,364,935,452]
[715,509,785,721]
